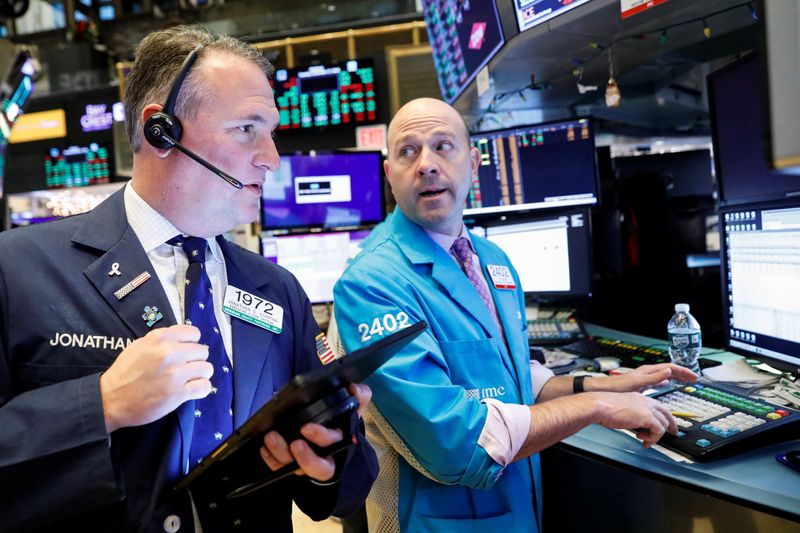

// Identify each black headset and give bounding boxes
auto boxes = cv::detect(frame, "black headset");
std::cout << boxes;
[143,42,244,189]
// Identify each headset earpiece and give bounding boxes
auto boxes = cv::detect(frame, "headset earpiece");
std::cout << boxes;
[144,111,183,150]
[144,42,204,150]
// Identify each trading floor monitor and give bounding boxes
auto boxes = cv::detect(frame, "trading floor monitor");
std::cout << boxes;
[721,198,800,373]
[261,229,371,304]
[261,151,383,231]
[473,207,592,300]
[467,118,599,217]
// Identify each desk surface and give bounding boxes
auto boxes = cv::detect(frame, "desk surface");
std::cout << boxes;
[561,324,800,521]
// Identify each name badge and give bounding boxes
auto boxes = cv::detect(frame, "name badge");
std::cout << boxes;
[486,264,516,290]
[223,285,283,334]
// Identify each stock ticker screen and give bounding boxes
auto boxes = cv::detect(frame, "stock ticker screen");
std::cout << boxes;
[272,59,377,130]
[44,143,111,188]
[423,0,505,104]
[466,118,598,216]
[514,0,593,33]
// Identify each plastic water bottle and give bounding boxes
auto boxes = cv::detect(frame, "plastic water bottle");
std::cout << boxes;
[667,303,701,375]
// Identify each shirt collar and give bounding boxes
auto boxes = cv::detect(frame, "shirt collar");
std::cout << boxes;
[424,224,474,256]
[124,182,224,263]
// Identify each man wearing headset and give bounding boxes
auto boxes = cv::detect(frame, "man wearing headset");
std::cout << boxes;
[0,26,377,532]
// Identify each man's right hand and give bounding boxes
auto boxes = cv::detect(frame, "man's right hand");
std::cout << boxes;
[591,391,678,447]
[99,324,213,433]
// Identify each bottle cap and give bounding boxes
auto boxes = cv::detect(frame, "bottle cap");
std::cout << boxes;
[675,303,690,312]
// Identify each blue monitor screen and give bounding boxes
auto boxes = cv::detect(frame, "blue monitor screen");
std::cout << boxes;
[423,0,505,104]
[708,52,800,205]
[466,118,598,216]
[261,151,384,230]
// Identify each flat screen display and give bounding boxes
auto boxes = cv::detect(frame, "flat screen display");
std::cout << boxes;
[515,0,593,33]
[708,52,800,205]
[261,229,371,304]
[466,118,598,216]
[475,207,592,299]
[422,0,505,104]
[272,59,377,130]
[44,143,111,188]
[261,151,384,230]
[720,198,800,371]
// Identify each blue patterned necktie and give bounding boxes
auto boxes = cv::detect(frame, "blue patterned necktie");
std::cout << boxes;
[168,236,233,468]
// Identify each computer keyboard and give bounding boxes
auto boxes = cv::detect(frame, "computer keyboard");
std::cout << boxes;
[527,309,587,346]
[653,383,800,460]
[560,336,671,368]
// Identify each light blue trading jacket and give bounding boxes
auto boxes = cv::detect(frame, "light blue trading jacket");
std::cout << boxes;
[334,209,542,533]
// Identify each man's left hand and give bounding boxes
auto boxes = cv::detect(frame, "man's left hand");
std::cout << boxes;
[601,363,698,393]
[259,383,372,482]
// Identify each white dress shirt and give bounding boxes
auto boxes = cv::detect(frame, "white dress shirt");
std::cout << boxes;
[123,182,234,363]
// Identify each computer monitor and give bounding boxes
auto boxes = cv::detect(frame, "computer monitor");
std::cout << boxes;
[261,229,371,304]
[422,0,505,104]
[44,143,111,188]
[514,0,593,33]
[474,207,592,300]
[466,118,599,216]
[613,149,715,198]
[272,58,377,130]
[720,198,800,372]
[708,52,800,205]
[261,151,384,231]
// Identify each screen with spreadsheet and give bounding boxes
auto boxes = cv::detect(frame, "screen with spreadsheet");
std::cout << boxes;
[721,199,800,370]
[422,0,505,104]
[272,59,377,131]
[466,118,599,216]
[261,229,371,304]
[475,207,592,299]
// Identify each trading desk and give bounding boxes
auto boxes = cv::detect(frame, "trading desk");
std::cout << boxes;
[541,324,800,532]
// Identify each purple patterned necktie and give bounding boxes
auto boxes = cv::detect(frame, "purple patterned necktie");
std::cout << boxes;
[451,237,504,336]
[168,236,234,468]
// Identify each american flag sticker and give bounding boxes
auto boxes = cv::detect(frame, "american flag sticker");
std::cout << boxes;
[315,332,335,365]
[114,271,152,300]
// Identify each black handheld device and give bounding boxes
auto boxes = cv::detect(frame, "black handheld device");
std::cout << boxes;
[174,320,427,497]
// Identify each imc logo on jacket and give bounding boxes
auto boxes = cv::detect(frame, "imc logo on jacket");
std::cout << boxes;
[465,386,506,400]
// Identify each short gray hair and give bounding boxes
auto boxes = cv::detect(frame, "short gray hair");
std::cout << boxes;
[124,25,274,153]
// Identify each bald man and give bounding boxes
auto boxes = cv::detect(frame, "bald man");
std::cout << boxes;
[332,98,697,532]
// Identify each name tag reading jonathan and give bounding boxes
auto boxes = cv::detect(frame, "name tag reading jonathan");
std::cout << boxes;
[223,285,283,334]
[486,264,516,290]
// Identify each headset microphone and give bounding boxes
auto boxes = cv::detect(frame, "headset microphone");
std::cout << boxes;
[144,41,244,190]
[148,119,244,189]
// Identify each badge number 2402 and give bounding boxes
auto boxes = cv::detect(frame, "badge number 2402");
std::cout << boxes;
[358,312,410,343]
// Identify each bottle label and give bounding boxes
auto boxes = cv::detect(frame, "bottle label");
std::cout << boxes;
[669,332,701,350]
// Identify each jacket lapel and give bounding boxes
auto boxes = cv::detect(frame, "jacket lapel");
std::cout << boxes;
[392,211,502,340]
[473,238,527,386]
[75,189,177,336]
[71,188,187,472]
[218,238,275,427]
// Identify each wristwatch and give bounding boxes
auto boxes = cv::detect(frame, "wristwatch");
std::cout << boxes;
[573,375,586,394]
